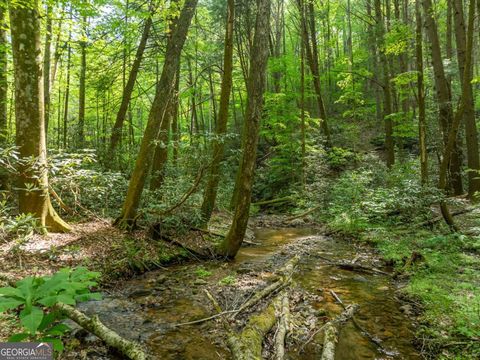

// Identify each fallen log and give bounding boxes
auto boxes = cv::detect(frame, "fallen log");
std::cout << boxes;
[232,256,299,318]
[320,304,358,360]
[284,206,321,223]
[315,254,390,276]
[56,302,146,360]
[417,207,475,227]
[228,295,282,360]
[251,196,292,207]
[273,292,290,360]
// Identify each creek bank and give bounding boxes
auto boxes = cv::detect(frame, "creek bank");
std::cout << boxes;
[62,227,420,359]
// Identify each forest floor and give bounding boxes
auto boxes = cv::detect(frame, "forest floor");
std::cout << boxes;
[0,210,479,359]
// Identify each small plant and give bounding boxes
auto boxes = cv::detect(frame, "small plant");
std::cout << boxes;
[195,266,212,278]
[218,275,236,286]
[0,267,102,352]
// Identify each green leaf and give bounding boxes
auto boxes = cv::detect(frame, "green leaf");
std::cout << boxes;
[8,332,30,342]
[38,337,64,352]
[20,306,44,334]
[37,311,58,332]
[45,323,70,336]
[56,294,76,305]
[75,292,102,302]
[0,297,24,312]
[38,295,59,307]
[0,286,24,299]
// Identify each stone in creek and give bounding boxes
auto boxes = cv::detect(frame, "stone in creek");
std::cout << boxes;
[352,275,368,282]
[128,288,153,298]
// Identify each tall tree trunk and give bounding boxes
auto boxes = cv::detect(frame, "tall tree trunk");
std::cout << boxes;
[200,0,235,225]
[63,30,72,149]
[423,0,463,195]
[43,4,52,137]
[374,0,395,167]
[296,0,331,146]
[9,0,70,232]
[0,5,8,190]
[110,7,154,156]
[439,0,475,227]
[78,14,87,148]
[416,0,428,184]
[453,0,480,198]
[219,0,271,258]
[115,0,198,227]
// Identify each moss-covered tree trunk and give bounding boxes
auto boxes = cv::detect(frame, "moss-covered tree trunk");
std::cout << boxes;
[78,13,87,148]
[200,0,235,226]
[219,0,271,258]
[9,0,70,233]
[115,0,198,228]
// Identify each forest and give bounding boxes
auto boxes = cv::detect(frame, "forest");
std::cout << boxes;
[0,0,479,358]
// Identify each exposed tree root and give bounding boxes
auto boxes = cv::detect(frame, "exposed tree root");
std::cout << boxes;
[56,302,146,360]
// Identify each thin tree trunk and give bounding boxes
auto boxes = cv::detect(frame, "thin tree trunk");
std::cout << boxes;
[375,0,395,167]
[416,0,428,184]
[423,0,463,195]
[9,0,70,232]
[63,28,72,149]
[115,0,198,228]
[219,0,271,258]
[200,0,235,226]
[43,4,52,137]
[78,14,87,147]
[453,0,480,198]
[0,6,8,190]
[109,7,154,156]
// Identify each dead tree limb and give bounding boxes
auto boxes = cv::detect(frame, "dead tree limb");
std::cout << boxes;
[274,292,290,360]
[228,295,282,360]
[284,206,321,222]
[232,256,299,318]
[56,302,146,360]
[315,254,390,276]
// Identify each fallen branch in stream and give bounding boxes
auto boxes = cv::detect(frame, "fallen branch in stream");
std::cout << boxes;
[231,255,299,319]
[329,290,386,351]
[320,304,358,360]
[283,206,321,223]
[228,295,283,360]
[55,302,146,360]
[315,254,390,276]
[274,292,290,360]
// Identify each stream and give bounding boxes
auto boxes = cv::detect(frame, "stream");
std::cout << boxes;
[76,228,421,359]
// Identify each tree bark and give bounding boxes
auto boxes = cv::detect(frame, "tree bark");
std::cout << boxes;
[452,0,480,199]
[374,0,395,167]
[109,7,154,156]
[78,14,87,148]
[43,4,52,137]
[219,0,271,257]
[9,0,70,233]
[200,0,235,225]
[416,0,428,184]
[0,5,7,190]
[423,0,463,195]
[115,0,198,228]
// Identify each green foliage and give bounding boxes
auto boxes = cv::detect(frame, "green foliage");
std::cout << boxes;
[0,267,101,352]
[385,22,413,56]
[218,275,236,286]
[194,266,212,278]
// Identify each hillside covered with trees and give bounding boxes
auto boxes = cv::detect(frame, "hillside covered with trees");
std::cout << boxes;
[0,0,479,358]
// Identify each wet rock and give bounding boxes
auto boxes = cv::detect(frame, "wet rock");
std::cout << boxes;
[352,275,368,283]
[128,288,153,298]
[194,278,208,286]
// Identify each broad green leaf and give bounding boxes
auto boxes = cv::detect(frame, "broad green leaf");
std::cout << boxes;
[45,323,70,336]
[8,333,30,342]
[0,286,24,299]
[20,306,44,334]
[39,337,64,352]
[0,297,24,312]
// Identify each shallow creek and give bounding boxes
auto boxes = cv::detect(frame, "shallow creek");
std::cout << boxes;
[78,228,420,359]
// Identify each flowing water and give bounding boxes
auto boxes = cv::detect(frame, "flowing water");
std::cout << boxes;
[78,228,420,359]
